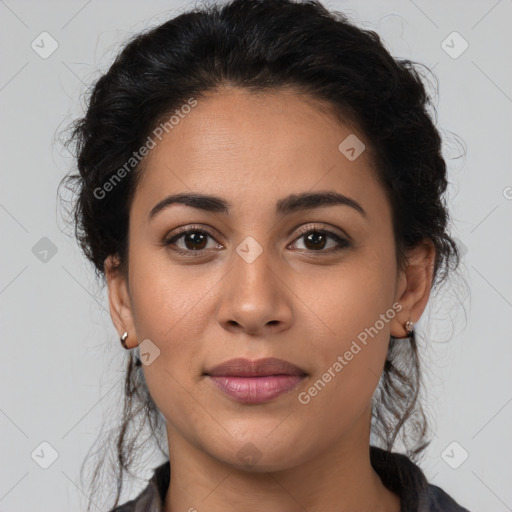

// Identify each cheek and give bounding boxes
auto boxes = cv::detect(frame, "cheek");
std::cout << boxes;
[293,256,396,411]
[127,253,213,428]
[297,256,396,349]
[127,240,217,344]
[125,253,218,424]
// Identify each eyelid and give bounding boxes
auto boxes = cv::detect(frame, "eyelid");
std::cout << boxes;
[290,222,350,243]
[164,224,221,241]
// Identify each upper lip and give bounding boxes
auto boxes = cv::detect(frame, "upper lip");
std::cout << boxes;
[204,357,308,377]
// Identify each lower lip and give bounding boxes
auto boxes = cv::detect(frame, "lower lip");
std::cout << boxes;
[207,375,306,404]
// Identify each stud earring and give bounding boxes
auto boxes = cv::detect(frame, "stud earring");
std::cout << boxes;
[404,319,414,336]
[120,331,129,349]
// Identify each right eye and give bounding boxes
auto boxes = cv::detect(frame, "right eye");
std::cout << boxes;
[163,227,222,256]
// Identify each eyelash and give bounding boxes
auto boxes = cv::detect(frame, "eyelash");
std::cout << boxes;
[162,224,350,257]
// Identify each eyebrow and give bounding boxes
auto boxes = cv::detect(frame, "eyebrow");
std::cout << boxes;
[148,190,367,220]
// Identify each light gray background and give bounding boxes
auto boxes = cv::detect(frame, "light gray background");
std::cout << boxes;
[1,0,511,510]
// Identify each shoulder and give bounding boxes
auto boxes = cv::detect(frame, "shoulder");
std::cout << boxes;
[422,483,472,512]
[107,461,169,512]
[108,490,155,512]
[108,486,160,512]
[109,502,135,512]
[369,446,471,512]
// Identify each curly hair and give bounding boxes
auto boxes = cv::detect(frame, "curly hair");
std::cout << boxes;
[57,0,465,509]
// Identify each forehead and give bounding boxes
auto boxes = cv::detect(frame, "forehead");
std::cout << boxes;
[131,87,387,223]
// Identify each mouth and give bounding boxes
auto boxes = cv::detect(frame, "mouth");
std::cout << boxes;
[203,357,308,404]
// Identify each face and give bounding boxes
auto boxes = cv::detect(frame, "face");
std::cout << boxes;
[106,86,433,472]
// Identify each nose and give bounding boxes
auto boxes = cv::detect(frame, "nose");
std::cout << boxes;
[216,246,293,336]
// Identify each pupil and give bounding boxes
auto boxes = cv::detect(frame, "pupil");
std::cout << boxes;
[186,232,206,250]
[305,232,325,250]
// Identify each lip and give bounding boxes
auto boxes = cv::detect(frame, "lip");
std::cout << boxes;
[204,357,307,377]
[204,357,308,404]
[207,375,307,404]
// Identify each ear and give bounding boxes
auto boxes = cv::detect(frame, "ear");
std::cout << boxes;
[104,254,138,349]
[391,240,436,338]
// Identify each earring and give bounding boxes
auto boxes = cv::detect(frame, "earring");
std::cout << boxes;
[120,331,129,349]
[404,319,414,336]
[120,331,142,368]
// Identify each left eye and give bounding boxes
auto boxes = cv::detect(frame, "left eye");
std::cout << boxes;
[290,229,350,252]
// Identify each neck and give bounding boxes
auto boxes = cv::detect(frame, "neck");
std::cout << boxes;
[163,405,400,512]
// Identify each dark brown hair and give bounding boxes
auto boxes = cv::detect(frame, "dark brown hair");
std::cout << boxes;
[58,0,466,509]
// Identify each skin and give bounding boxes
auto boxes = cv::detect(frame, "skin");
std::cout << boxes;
[105,86,435,512]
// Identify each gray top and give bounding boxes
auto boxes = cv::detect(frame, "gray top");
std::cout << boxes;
[110,446,471,512]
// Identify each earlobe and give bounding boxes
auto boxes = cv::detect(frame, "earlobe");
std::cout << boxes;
[391,240,436,338]
[104,255,138,349]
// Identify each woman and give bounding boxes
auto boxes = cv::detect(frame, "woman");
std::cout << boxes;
[59,0,470,510]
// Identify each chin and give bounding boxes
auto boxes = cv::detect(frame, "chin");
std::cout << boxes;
[208,434,307,473]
